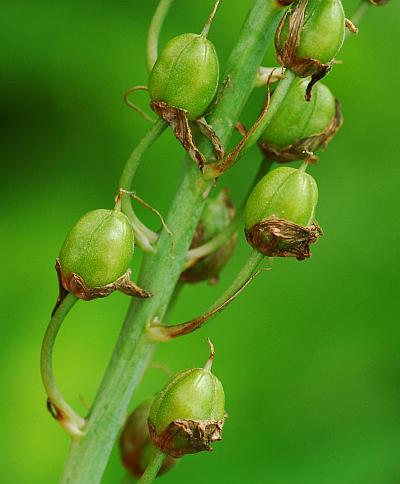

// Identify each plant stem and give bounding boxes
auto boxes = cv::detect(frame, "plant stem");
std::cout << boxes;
[119,118,167,252]
[212,249,264,310]
[60,2,285,482]
[146,0,175,72]
[138,449,166,484]
[40,293,85,437]
[147,248,265,341]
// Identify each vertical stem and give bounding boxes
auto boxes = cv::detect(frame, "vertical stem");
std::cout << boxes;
[60,2,285,482]
[138,448,166,484]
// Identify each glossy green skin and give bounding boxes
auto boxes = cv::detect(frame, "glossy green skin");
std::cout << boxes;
[278,0,345,64]
[149,33,219,120]
[59,209,134,288]
[245,167,318,229]
[260,78,335,148]
[149,367,225,434]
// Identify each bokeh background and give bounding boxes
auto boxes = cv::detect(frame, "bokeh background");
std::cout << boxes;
[1,1,400,482]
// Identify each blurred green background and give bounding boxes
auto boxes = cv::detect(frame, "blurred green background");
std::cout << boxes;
[1,1,399,482]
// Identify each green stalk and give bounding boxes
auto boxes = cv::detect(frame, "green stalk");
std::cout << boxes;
[146,0,175,72]
[60,2,285,482]
[40,293,85,437]
[138,448,166,484]
[119,118,167,252]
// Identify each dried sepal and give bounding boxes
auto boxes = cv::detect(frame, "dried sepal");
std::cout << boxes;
[203,75,272,179]
[56,259,152,303]
[245,218,322,260]
[195,117,225,161]
[46,398,85,437]
[148,417,225,458]
[259,98,343,163]
[275,0,344,100]
[150,101,223,171]
[345,18,358,34]
[151,101,206,170]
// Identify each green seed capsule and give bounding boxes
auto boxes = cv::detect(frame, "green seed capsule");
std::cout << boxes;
[276,0,345,89]
[148,342,226,457]
[259,78,342,163]
[58,209,150,300]
[119,401,177,479]
[60,209,133,288]
[180,189,237,284]
[149,33,219,120]
[245,166,322,260]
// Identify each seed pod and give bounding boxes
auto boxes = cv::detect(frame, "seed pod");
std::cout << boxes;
[149,33,219,120]
[119,401,177,478]
[148,341,226,458]
[245,166,322,260]
[259,78,343,163]
[57,209,151,300]
[180,189,237,285]
[276,0,345,99]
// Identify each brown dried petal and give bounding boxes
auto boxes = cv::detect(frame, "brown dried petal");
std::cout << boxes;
[151,101,206,170]
[55,259,152,303]
[259,98,343,163]
[151,101,224,171]
[195,117,225,161]
[275,0,332,100]
[245,218,323,261]
[369,0,389,5]
[149,417,225,458]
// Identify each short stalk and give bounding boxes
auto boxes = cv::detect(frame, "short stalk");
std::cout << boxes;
[147,0,176,72]
[185,215,242,267]
[40,293,85,437]
[119,118,167,252]
[138,448,166,484]
[212,249,264,312]
[148,249,265,341]
[231,69,297,161]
